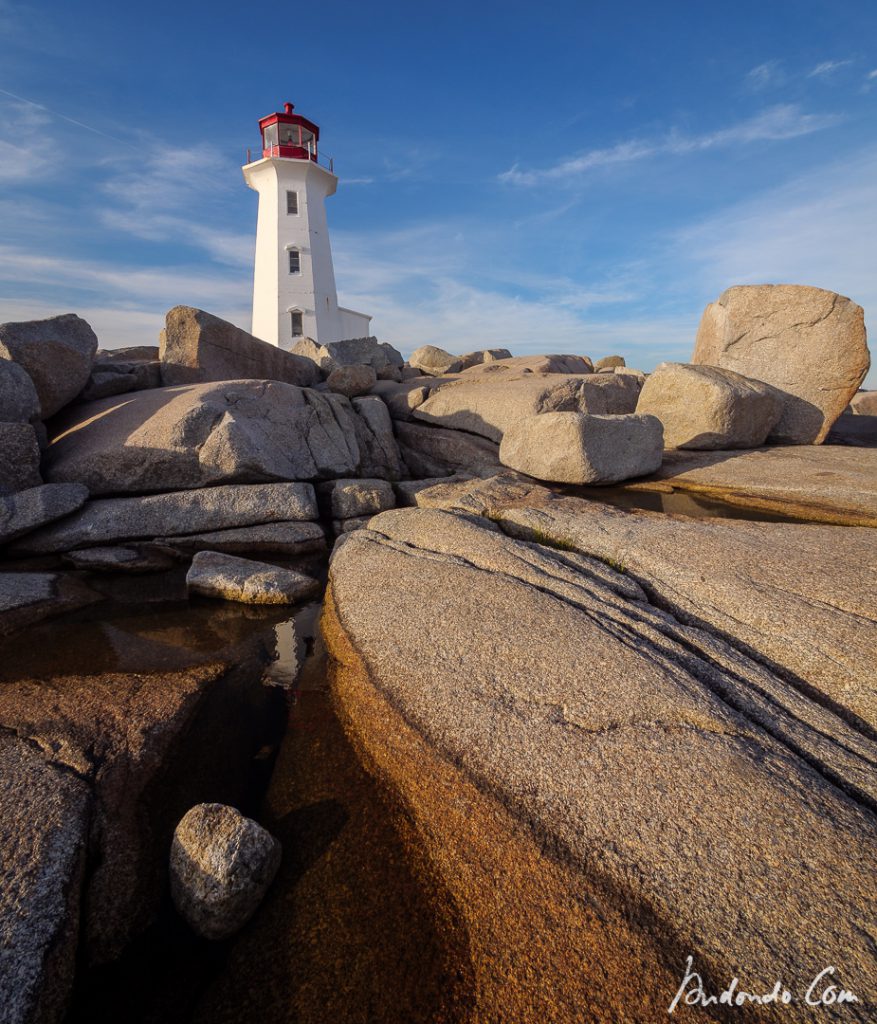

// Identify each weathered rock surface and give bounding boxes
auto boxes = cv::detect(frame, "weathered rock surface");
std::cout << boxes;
[0,314,98,418]
[156,521,325,557]
[95,346,159,364]
[332,515,373,535]
[0,733,91,1024]
[0,358,41,424]
[160,306,319,388]
[293,336,404,381]
[368,376,453,420]
[46,381,360,493]
[187,551,320,605]
[0,423,41,494]
[412,374,641,442]
[349,395,403,479]
[394,420,504,478]
[850,390,877,415]
[0,483,89,545]
[319,478,395,520]
[0,572,98,637]
[624,445,877,526]
[500,412,663,484]
[635,362,783,449]
[10,482,318,555]
[459,353,594,376]
[408,345,462,376]
[692,285,870,443]
[170,803,281,940]
[326,363,376,398]
[492,497,877,730]
[325,507,877,1021]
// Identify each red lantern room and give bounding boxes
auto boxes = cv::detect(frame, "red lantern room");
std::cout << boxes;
[259,102,320,162]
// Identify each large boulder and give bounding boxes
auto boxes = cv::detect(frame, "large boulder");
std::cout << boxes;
[349,395,403,479]
[0,314,98,418]
[0,483,89,545]
[186,551,320,605]
[160,306,319,388]
[82,358,162,402]
[170,803,281,940]
[0,358,41,424]
[45,380,360,494]
[293,336,404,381]
[457,347,513,370]
[9,482,318,555]
[0,423,41,495]
[326,363,376,398]
[324,507,877,1021]
[394,420,504,478]
[594,354,625,372]
[692,285,870,444]
[408,345,462,376]
[499,412,663,484]
[412,374,641,443]
[635,362,783,449]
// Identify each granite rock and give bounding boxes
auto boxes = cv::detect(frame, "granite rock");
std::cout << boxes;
[0,423,42,495]
[0,483,89,545]
[692,284,869,444]
[326,363,377,398]
[186,551,320,605]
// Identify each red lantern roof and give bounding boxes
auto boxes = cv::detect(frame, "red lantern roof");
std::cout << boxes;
[258,102,321,162]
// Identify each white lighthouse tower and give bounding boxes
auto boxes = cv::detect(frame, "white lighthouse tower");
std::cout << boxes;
[242,102,371,349]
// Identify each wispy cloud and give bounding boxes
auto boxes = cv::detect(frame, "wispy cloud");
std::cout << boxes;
[499,105,843,186]
[745,60,784,92]
[808,59,854,78]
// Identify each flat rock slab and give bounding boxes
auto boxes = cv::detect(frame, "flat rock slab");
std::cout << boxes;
[412,373,641,442]
[187,551,320,605]
[0,571,99,636]
[624,446,877,526]
[0,483,89,546]
[325,508,876,1020]
[155,521,326,557]
[61,545,178,573]
[10,482,318,555]
[46,380,360,494]
[492,498,877,730]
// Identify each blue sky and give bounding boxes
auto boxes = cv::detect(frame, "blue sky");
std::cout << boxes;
[0,0,874,384]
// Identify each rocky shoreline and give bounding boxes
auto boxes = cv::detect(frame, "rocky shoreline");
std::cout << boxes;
[0,284,875,1023]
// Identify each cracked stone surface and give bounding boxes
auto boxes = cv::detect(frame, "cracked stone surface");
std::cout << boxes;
[692,284,869,443]
[44,380,361,494]
[0,483,89,546]
[325,506,877,1021]
[9,482,318,555]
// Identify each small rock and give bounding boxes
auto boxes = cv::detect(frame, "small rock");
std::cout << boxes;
[326,363,377,398]
[499,412,663,484]
[0,571,98,636]
[332,516,373,535]
[169,803,281,940]
[399,365,424,380]
[635,362,783,449]
[293,336,404,381]
[850,391,877,416]
[186,551,320,605]
[408,345,462,376]
[594,355,626,372]
[0,423,41,495]
[0,314,98,418]
[320,478,396,519]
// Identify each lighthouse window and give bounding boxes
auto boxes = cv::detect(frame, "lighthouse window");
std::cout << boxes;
[286,190,298,215]
[279,124,300,146]
[288,249,301,274]
[290,311,303,337]
[263,124,278,149]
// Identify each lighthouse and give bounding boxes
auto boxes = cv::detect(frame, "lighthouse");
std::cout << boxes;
[242,102,371,349]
